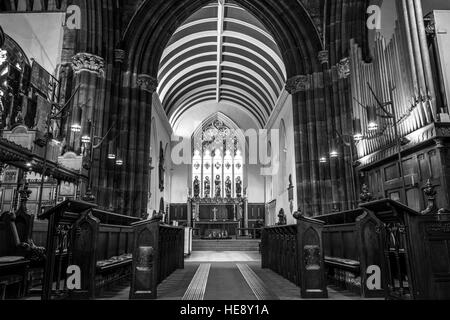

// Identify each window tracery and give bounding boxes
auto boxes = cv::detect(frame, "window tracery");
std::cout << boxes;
[191,120,244,198]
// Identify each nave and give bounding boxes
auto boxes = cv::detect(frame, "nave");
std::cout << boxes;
[98,251,370,301]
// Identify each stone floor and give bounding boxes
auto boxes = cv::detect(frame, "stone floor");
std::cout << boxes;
[99,251,378,300]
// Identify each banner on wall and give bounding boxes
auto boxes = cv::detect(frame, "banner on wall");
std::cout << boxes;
[30,60,51,96]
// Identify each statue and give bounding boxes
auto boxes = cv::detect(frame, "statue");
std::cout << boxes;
[236,176,242,198]
[225,176,232,198]
[215,175,221,198]
[204,176,211,198]
[277,208,287,226]
[193,176,200,198]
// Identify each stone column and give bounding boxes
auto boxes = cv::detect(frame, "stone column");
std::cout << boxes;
[133,74,157,216]
[106,48,126,211]
[286,74,313,215]
[70,53,104,198]
[70,53,105,153]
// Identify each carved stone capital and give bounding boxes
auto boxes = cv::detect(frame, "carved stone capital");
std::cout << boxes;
[337,57,351,79]
[285,75,310,94]
[114,49,126,64]
[318,50,329,65]
[137,74,158,93]
[72,53,105,75]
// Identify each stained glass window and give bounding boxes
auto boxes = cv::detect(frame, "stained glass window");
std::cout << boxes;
[191,119,245,198]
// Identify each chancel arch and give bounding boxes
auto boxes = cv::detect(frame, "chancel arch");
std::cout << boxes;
[58,0,371,217]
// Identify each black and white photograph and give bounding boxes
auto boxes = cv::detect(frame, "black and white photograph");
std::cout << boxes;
[1,0,450,314]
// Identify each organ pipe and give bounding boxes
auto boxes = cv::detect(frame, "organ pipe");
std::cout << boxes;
[350,0,438,159]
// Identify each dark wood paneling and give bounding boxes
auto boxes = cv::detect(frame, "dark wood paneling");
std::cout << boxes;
[248,203,265,221]
[361,144,449,211]
[170,204,188,221]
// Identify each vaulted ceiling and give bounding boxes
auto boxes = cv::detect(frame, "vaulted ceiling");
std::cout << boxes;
[157,1,287,128]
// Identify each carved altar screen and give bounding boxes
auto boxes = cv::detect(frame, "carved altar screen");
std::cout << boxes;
[192,120,244,199]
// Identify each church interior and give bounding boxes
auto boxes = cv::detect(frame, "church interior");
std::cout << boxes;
[1,0,450,302]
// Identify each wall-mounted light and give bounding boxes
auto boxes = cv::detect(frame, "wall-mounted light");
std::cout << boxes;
[367,105,378,131]
[81,120,92,143]
[330,150,339,158]
[329,138,339,158]
[71,106,82,132]
[319,157,328,163]
[115,148,123,166]
[353,119,363,141]
[108,140,116,159]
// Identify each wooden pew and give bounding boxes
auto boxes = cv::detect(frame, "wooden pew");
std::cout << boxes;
[261,215,328,298]
[360,199,450,300]
[39,200,140,300]
[129,218,185,299]
[316,209,385,298]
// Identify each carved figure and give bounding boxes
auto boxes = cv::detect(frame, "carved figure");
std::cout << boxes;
[225,176,232,198]
[193,176,200,198]
[204,176,211,197]
[215,175,221,197]
[236,176,242,198]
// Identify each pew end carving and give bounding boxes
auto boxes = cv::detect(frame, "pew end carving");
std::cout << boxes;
[261,216,328,299]
[361,199,450,300]
[129,219,185,300]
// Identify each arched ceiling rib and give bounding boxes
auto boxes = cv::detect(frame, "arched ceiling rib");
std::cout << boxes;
[157,1,287,127]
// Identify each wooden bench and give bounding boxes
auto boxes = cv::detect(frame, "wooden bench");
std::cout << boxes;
[39,200,140,300]
[316,209,385,298]
[261,215,328,298]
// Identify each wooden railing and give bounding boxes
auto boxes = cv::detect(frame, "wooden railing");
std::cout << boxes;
[261,216,328,298]
[129,219,184,300]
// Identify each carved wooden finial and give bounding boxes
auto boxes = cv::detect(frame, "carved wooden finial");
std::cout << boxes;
[293,208,303,220]
[359,184,373,203]
[421,179,437,215]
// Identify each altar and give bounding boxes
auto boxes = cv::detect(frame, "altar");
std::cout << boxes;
[194,221,240,238]
[188,197,248,238]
